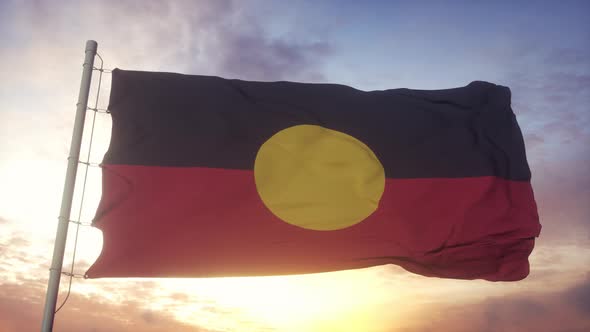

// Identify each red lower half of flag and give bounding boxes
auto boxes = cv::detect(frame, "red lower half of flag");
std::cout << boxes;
[86,165,540,281]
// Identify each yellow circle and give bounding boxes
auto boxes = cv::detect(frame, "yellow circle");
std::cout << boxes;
[254,125,385,231]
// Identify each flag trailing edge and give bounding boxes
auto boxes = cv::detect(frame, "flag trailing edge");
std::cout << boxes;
[86,69,541,281]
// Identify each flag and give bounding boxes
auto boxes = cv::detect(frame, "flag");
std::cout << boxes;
[86,69,541,281]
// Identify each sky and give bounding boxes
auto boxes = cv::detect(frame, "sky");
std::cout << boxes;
[0,0,589,331]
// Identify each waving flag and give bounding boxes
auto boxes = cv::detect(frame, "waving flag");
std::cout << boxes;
[86,69,540,281]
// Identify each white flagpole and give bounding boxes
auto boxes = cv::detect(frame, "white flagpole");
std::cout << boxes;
[40,40,98,332]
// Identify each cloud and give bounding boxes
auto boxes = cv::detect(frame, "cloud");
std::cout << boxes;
[5,235,29,247]
[0,282,214,332]
[3,0,332,81]
[564,277,590,314]
[0,234,38,268]
[210,24,332,81]
[543,48,590,67]
[540,72,590,92]
[399,277,590,332]
[99,0,335,81]
[169,292,190,301]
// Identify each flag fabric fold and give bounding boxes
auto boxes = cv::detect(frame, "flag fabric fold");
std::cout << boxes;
[86,69,540,281]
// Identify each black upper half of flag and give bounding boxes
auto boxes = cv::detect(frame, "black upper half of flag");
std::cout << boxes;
[104,69,531,180]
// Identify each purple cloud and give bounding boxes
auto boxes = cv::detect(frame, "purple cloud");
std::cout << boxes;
[400,277,590,332]
[544,48,590,67]
[565,277,590,314]
[216,31,332,81]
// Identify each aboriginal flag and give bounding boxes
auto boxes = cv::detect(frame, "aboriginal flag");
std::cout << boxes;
[86,69,541,281]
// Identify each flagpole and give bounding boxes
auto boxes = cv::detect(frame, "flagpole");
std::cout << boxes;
[40,40,98,332]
